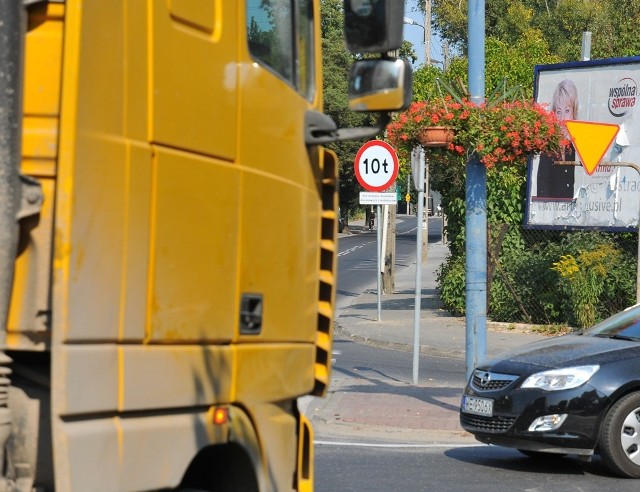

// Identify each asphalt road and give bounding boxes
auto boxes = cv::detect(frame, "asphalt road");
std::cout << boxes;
[329,336,467,393]
[315,444,640,491]
[336,215,442,313]
[316,338,635,490]
[314,215,640,490]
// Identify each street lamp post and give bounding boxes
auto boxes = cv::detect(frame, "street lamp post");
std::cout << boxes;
[403,16,427,66]
[404,16,430,386]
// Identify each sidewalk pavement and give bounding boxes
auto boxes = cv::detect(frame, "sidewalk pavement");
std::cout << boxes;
[304,216,550,444]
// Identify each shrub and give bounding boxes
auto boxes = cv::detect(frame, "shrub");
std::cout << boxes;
[552,240,623,328]
[437,254,466,316]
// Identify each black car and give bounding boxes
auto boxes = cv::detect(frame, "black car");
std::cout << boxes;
[460,303,640,478]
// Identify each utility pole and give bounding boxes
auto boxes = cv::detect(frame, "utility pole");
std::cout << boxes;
[407,173,411,215]
[382,201,397,294]
[403,3,432,263]
[581,31,592,61]
[424,1,431,263]
[423,160,429,264]
[424,0,431,65]
[465,0,487,380]
[443,40,450,71]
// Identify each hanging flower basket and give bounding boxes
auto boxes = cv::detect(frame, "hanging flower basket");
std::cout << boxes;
[386,93,569,167]
[417,126,454,147]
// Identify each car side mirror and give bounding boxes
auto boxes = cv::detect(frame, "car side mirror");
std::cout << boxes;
[348,59,412,112]
[343,0,403,53]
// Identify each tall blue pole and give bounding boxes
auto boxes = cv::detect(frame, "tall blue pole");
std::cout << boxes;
[465,0,487,380]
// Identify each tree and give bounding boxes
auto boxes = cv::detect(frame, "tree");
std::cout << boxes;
[430,0,640,62]
[321,0,373,222]
[321,1,415,222]
[410,0,640,325]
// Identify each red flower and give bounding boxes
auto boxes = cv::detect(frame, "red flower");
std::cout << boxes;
[386,93,565,167]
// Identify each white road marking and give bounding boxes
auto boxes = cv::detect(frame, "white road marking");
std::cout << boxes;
[337,241,375,257]
[314,440,485,449]
[398,227,417,235]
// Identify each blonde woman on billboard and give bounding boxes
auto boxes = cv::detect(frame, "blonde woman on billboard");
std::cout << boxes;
[536,79,578,199]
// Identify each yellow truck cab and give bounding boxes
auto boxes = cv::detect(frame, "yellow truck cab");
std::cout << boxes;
[0,1,410,490]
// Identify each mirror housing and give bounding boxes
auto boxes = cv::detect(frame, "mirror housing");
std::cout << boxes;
[343,0,404,53]
[348,59,412,112]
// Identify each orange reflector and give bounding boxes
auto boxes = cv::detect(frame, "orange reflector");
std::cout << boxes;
[213,407,228,425]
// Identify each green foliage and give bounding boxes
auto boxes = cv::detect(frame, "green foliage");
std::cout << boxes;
[552,244,620,328]
[320,0,374,218]
[541,231,636,328]
[437,254,466,315]
[486,165,525,225]
[431,0,640,62]
[551,232,637,325]
[591,1,640,59]
[412,65,447,102]
[432,36,559,100]
[600,246,637,314]
[398,40,418,66]
[488,233,563,324]
[320,0,418,221]
[427,152,466,256]
[485,230,637,327]
[415,0,640,327]
[430,150,637,328]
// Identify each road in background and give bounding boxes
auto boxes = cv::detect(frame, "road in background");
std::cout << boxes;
[336,214,443,313]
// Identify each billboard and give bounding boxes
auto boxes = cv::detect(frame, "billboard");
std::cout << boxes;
[525,57,640,230]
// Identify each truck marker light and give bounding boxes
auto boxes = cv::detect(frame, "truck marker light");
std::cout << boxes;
[213,407,229,425]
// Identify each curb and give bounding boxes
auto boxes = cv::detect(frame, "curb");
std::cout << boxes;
[334,322,466,360]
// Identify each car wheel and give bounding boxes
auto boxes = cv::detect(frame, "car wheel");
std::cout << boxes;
[600,392,640,478]
[517,449,565,459]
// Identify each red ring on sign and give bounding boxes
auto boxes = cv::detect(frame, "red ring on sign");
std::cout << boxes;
[354,140,399,192]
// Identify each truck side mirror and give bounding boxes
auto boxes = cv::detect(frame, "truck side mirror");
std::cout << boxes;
[343,0,403,53]
[348,59,412,112]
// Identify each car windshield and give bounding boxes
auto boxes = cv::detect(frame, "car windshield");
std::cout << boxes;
[583,304,640,341]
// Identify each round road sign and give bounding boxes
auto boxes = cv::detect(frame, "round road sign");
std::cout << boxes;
[354,141,399,192]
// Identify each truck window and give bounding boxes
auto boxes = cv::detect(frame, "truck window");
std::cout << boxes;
[246,0,315,100]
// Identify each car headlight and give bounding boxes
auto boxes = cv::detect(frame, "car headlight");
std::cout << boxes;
[520,365,600,391]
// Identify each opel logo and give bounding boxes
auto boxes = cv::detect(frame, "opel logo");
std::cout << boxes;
[480,372,491,387]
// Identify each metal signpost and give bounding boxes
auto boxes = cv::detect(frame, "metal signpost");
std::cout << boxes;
[411,147,425,385]
[354,141,399,321]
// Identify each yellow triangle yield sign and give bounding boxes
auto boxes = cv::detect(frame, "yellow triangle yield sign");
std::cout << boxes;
[564,120,619,176]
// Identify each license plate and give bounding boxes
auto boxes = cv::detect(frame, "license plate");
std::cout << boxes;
[462,395,494,417]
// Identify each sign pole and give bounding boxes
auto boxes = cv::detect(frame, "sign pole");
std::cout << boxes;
[353,140,400,322]
[413,147,425,385]
[377,204,382,321]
